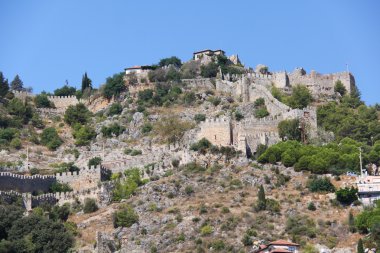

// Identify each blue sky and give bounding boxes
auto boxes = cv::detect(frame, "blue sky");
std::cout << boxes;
[0,0,379,104]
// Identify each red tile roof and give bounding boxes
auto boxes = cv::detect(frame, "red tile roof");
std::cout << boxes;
[125,65,142,70]
[269,240,300,246]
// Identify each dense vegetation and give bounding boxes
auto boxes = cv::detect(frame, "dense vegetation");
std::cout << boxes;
[257,138,376,175]
[0,202,74,252]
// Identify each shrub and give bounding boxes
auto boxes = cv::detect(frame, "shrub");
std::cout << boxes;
[254,98,265,107]
[10,138,22,149]
[194,114,206,123]
[108,103,123,116]
[40,127,63,150]
[64,103,92,126]
[242,233,253,246]
[113,204,139,228]
[334,80,347,96]
[88,157,102,168]
[73,124,96,146]
[307,177,335,193]
[50,182,72,193]
[34,93,55,108]
[307,202,316,211]
[183,92,196,105]
[103,72,126,99]
[200,225,213,236]
[278,119,301,141]
[235,111,244,121]
[185,185,194,195]
[254,107,269,118]
[154,116,194,143]
[207,96,221,106]
[266,198,281,213]
[336,187,358,205]
[83,198,98,213]
[200,62,218,78]
[141,123,153,134]
[101,123,125,137]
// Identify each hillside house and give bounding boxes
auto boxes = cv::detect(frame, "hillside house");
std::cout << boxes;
[124,65,153,75]
[256,240,300,253]
[193,49,225,60]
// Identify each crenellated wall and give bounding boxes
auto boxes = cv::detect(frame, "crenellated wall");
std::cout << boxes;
[0,172,56,193]
[47,95,79,109]
[197,117,232,146]
[55,165,105,191]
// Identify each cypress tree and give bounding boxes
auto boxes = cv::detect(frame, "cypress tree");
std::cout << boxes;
[10,74,24,91]
[357,239,364,253]
[81,72,92,92]
[257,185,266,211]
[349,211,356,233]
[0,72,9,97]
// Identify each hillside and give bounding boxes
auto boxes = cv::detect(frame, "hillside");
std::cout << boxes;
[0,50,379,253]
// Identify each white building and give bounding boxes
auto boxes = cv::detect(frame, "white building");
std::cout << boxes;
[357,175,380,205]
[193,49,225,61]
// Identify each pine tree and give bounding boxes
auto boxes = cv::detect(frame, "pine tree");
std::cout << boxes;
[81,72,92,92]
[10,74,24,91]
[349,211,356,233]
[357,239,364,253]
[0,72,9,97]
[257,185,266,211]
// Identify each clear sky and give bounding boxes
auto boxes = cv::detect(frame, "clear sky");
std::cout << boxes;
[0,0,379,104]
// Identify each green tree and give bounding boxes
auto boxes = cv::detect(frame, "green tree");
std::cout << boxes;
[336,187,358,205]
[81,72,92,92]
[0,72,9,97]
[54,85,76,96]
[159,56,182,68]
[88,157,102,168]
[108,102,123,116]
[278,119,301,141]
[40,127,63,150]
[103,72,126,99]
[349,211,356,233]
[287,84,313,109]
[357,239,364,253]
[10,75,24,91]
[200,62,219,78]
[7,214,74,252]
[334,80,347,96]
[256,185,266,211]
[72,124,97,146]
[64,103,92,126]
[34,93,55,108]
[113,204,139,228]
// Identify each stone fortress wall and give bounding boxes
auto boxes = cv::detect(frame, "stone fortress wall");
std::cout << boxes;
[199,73,319,155]
[47,95,79,109]
[0,173,56,193]
[0,166,111,210]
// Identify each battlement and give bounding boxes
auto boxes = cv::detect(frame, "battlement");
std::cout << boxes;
[0,172,56,193]
[203,117,231,124]
[47,95,79,109]
[55,165,105,191]
[0,172,55,179]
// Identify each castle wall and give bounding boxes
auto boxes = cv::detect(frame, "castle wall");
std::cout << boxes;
[47,95,79,109]
[0,173,56,193]
[55,165,103,191]
[182,78,215,90]
[198,118,232,146]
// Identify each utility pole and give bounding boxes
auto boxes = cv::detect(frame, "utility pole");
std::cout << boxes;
[359,147,363,177]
